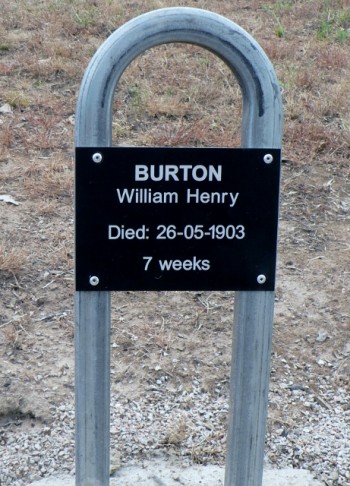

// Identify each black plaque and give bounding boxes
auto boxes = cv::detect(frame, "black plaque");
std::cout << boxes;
[75,147,280,291]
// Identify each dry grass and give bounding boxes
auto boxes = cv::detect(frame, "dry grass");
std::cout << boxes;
[0,1,349,159]
[0,245,27,274]
[113,43,242,146]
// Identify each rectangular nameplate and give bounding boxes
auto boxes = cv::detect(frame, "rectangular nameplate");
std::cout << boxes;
[75,147,280,291]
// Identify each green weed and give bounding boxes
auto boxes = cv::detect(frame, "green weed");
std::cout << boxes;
[263,4,287,38]
[275,24,286,38]
[316,4,350,41]
[336,28,349,42]
[72,6,98,28]
[317,20,332,39]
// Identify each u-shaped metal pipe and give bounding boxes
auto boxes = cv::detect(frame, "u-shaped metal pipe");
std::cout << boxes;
[76,7,282,149]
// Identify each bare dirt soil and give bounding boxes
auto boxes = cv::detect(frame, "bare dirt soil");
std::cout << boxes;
[1,1,350,485]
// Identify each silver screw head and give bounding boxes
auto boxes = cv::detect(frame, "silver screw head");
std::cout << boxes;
[89,276,99,286]
[263,153,273,164]
[92,152,103,163]
[257,274,267,284]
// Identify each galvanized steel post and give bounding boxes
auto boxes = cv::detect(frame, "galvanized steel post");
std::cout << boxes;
[75,7,282,486]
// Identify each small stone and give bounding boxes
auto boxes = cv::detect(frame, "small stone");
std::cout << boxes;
[0,103,12,113]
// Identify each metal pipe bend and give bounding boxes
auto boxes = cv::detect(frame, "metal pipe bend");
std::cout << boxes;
[76,7,282,149]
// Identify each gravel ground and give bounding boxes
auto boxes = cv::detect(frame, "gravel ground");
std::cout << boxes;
[1,382,349,485]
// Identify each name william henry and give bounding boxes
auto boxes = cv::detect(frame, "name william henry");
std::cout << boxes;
[116,188,239,207]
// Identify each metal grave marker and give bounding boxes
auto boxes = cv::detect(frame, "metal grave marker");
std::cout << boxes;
[75,7,283,486]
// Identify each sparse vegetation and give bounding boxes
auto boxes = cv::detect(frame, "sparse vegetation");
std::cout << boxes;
[0,245,27,275]
[0,1,350,484]
[316,2,350,40]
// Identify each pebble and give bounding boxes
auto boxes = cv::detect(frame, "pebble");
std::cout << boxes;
[0,383,349,485]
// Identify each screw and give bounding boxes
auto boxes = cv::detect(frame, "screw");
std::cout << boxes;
[263,154,273,164]
[89,276,100,286]
[257,274,267,285]
[92,153,103,163]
